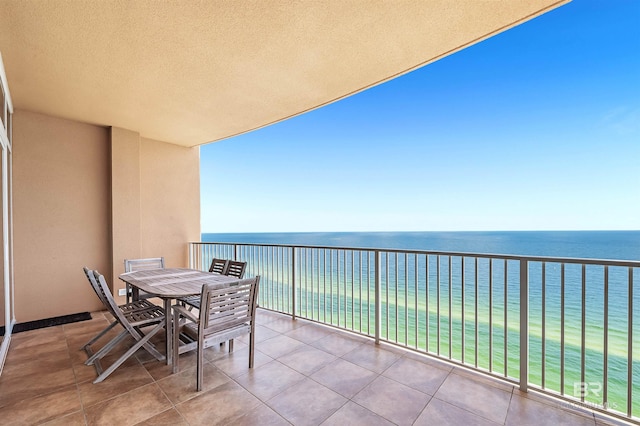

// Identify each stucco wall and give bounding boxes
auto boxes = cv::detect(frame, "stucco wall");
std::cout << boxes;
[110,127,141,296]
[13,110,109,321]
[140,137,200,268]
[12,113,201,322]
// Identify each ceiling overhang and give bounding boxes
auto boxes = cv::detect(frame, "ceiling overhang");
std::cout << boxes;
[0,1,569,148]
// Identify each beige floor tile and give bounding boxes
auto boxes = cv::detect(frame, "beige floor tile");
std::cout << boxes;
[310,358,377,398]
[202,341,241,361]
[256,334,308,359]
[261,316,308,334]
[41,410,87,426]
[0,315,620,426]
[0,384,81,425]
[235,360,306,401]
[84,383,171,426]
[353,375,431,426]
[277,344,337,375]
[284,323,336,344]
[156,362,230,405]
[256,309,286,324]
[143,350,197,381]
[451,366,514,393]
[382,356,450,395]
[310,333,364,357]
[73,343,146,384]
[63,316,112,337]
[77,362,153,408]
[511,389,602,420]
[321,401,393,426]
[6,335,68,362]
[10,326,66,349]
[134,408,188,425]
[435,372,512,424]
[415,397,500,426]
[176,380,262,424]
[267,377,347,426]
[237,324,281,344]
[506,393,597,426]
[66,328,123,366]
[214,346,273,377]
[402,350,456,371]
[593,411,633,426]
[72,358,103,384]
[341,342,401,373]
[2,342,72,378]
[226,402,291,426]
[0,365,77,409]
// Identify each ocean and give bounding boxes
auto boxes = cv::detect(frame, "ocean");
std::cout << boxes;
[200,231,640,416]
[202,231,640,260]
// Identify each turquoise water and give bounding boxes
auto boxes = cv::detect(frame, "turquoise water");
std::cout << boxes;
[201,231,640,417]
[202,230,640,260]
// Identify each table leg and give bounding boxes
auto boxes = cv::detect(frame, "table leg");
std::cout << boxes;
[164,298,172,365]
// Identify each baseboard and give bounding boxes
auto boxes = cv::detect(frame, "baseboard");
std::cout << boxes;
[11,312,92,334]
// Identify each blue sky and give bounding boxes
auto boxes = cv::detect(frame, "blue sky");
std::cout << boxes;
[201,0,639,233]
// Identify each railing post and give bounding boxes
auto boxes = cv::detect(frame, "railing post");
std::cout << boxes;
[291,247,296,320]
[519,259,529,392]
[233,244,238,261]
[375,250,381,345]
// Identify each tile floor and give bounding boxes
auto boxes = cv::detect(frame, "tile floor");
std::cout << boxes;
[0,309,630,425]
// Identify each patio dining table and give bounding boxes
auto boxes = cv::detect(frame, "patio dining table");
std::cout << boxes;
[118,267,241,365]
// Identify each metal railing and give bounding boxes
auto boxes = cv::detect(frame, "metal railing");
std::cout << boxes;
[189,241,639,422]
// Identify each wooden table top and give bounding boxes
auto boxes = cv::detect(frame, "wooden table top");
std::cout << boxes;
[118,268,240,298]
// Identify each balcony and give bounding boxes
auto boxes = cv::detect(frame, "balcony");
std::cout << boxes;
[0,308,622,425]
[0,242,636,425]
[190,241,640,424]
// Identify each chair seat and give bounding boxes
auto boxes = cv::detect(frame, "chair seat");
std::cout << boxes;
[179,295,201,309]
[118,299,160,313]
[180,322,250,349]
[122,304,165,325]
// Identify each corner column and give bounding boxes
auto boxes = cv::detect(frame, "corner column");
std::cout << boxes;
[110,127,141,301]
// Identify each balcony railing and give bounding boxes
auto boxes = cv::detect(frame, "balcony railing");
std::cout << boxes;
[189,241,640,423]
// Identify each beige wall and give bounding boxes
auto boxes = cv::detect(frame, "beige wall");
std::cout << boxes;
[140,137,200,268]
[110,131,200,300]
[13,110,109,321]
[110,127,141,294]
[12,113,200,322]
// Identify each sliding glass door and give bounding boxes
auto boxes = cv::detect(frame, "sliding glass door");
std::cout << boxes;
[0,52,14,375]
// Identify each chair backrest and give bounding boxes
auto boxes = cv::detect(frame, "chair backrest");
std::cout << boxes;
[83,267,108,309]
[208,258,229,274]
[225,260,246,279]
[124,257,165,272]
[199,276,260,335]
[83,267,119,319]
[92,270,139,332]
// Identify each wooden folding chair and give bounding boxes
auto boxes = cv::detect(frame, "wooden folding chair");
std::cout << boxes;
[180,258,240,309]
[81,267,160,357]
[83,268,165,383]
[208,258,229,274]
[172,276,260,391]
[225,260,246,279]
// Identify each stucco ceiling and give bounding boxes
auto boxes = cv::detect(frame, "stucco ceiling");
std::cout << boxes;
[0,0,568,148]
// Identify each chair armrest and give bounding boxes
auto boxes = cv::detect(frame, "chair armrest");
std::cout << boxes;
[172,304,199,323]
